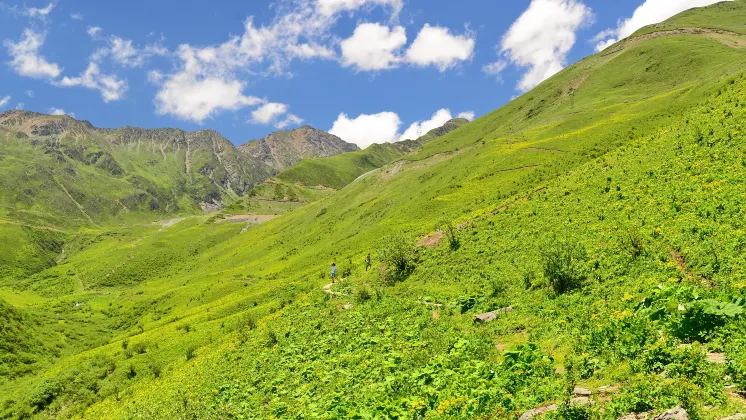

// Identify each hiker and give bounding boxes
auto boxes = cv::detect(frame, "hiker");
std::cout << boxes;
[365,254,371,271]
[330,263,337,282]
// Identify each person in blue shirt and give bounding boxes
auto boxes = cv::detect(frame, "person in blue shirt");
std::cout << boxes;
[330,263,337,282]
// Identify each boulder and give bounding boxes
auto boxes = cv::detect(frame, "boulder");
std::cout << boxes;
[653,406,688,420]
[474,306,513,323]
[618,414,651,420]
[519,404,557,420]
[573,387,592,397]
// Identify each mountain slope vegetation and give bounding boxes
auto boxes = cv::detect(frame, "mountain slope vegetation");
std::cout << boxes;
[3,2,746,419]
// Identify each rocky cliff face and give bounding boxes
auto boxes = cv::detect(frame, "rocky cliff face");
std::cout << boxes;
[238,125,359,173]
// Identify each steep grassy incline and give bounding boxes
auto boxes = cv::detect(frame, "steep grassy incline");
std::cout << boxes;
[3,3,746,419]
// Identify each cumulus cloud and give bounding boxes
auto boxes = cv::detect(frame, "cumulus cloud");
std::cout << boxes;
[594,0,730,51]
[594,38,616,52]
[56,62,127,102]
[154,70,261,123]
[0,96,10,108]
[498,0,592,92]
[457,111,475,121]
[341,23,406,71]
[329,111,401,148]
[70,12,83,20]
[399,108,455,141]
[152,0,395,123]
[405,24,475,72]
[49,107,74,117]
[316,0,403,17]
[4,29,62,79]
[251,102,289,124]
[482,60,507,81]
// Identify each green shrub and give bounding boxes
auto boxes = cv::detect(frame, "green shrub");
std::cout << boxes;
[185,346,197,361]
[377,233,417,285]
[265,330,278,348]
[624,228,645,258]
[356,287,371,302]
[148,361,162,378]
[436,217,460,251]
[131,342,146,355]
[540,240,588,294]
[726,335,746,391]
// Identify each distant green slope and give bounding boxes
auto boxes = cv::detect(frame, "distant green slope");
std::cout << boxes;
[4,2,746,419]
[275,143,405,190]
[273,118,471,191]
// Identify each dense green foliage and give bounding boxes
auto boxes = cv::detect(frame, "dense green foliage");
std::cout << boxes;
[3,3,746,419]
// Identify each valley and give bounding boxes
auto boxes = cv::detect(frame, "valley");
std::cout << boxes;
[2,2,746,419]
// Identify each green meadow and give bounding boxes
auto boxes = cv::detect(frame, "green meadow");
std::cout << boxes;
[3,2,746,419]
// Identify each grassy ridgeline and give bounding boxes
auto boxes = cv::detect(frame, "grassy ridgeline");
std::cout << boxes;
[3,3,746,418]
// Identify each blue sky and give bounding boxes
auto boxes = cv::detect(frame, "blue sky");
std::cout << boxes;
[0,0,727,147]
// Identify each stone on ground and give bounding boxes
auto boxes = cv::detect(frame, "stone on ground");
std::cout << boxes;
[653,406,688,420]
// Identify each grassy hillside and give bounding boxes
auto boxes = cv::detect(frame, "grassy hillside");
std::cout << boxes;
[3,2,746,419]
[275,143,406,190]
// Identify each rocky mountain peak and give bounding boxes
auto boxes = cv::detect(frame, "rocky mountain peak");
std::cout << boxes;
[238,125,359,172]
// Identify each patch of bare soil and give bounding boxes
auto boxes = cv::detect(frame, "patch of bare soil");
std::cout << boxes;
[416,231,444,248]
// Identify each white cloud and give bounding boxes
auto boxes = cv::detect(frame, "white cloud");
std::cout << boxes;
[251,102,289,124]
[154,72,261,123]
[49,107,74,117]
[399,108,454,141]
[25,2,54,19]
[405,24,475,72]
[316,0,403,17]
[341,23,406,71]
[151,0,411,121]
[70,12,83,20]
[457,111,475,121]
[329,111,401,148]
[594,38,616,52]
[499,0,592,92]
[594,0,731,49]
[25,90,34,97]
[275,114,304,129]
[4,29,62,79]
[0,96,10,108]
[56,62,128,102]
[92,35,168,67]
[482,60,507,81]
[87,26,103,39]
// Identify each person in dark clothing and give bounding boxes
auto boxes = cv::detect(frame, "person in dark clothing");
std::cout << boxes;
[365,254,371,271]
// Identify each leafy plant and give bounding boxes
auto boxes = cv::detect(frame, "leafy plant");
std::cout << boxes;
[540,240,588,294]
[637,285,744,342]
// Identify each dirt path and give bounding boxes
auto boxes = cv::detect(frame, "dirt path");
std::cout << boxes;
[0,219,64,232]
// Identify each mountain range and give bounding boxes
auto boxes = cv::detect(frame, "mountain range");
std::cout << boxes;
[0,110,357,224]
